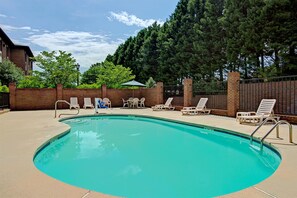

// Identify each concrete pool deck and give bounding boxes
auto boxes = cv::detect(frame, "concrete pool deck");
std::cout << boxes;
[0,108,296,198]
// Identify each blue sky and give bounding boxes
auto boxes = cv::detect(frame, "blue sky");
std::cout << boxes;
[0,0,179,72]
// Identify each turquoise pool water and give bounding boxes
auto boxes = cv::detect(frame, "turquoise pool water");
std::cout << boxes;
[34,115,281,197]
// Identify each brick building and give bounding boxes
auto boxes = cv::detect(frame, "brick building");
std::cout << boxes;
[0,27,34,75]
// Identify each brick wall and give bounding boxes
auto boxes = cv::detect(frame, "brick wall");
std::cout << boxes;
[16,88,56,110]
[62,88,101,108]
[142,89,157,107]
[10,49,25,72]
[9,83,163,110]
[9,74,297,124]
[227,72,240,117]
[107,88,135,107]
[183,79,192,107]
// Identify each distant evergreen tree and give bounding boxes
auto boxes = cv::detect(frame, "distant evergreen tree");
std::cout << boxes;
[138,23,161,82]
[157,22,178,84]
[132,29,148,80]
[194,0,225,81]
[223,0,248,73]
[107,0,297,83]
[261,0,297,75]
[105,54,113,62]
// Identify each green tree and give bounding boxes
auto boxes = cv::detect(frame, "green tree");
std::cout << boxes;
[105,54,113,62]
[0,82,9,92]
[138,23,161,82]
[223,0,248,72]
[239,0,265,76]
[77,83,100,89]
[33,50,78,88]
[96,61,135,88]
[157,22,179,84]
[0,60,24,85]
[17,72,45,88]
[261,0,297,75]
[194,0,226,81]
[81,62,102,84]
[145,77,156,88]
[108,0,297,81]
[132,29,147,80]
[82,61,135,88]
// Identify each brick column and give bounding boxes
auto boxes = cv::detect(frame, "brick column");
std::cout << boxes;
[227,72,240,117]
[56,84,63,108]
[9,83,16,110]
[102,84,107,98]
[156,82,163,105]
[183,78,192,107]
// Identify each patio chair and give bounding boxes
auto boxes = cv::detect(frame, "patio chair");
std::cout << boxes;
[236,99,276,124]
[139,97,145,108]
[70,97,80,109]
[152,97,175,111]
[132,98,139,108]
[122,98,129,108]
[95,98,102,103]
[103,98,112,108]
[181,98,210,115]
[83,98,94,109]
[95,98,108,109]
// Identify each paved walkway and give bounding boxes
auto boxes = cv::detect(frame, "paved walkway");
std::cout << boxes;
[0,108,296,197]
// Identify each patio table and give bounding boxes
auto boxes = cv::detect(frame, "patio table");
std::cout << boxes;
[126,98,139,108]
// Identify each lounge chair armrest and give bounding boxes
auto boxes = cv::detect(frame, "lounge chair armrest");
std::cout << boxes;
[249,112,257,116]
[182,107,196,110]
[236,111,256,117]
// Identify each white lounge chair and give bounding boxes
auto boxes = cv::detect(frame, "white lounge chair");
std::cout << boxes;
[70,97,80,109]
[83,97,94,109]
[236,99,276,124]
[152,97,175,111]
[181,98,210,115]
[103,98,112,108]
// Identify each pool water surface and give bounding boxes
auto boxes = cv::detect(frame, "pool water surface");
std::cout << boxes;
[34,115,281,197]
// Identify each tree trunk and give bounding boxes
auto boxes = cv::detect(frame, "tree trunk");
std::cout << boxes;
[261,52,264,69]
[274,49,280,72]
[244,57,248,79]
[219,65,223,81]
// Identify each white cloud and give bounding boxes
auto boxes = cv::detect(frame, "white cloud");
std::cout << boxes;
[109,11,163,27]
[0,24,121,69]
[26,31,121,69]
[1,24,33,31]
[0,13,7,18]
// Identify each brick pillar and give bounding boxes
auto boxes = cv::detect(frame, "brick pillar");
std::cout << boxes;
[102,84,107,98]
[183,78,192,107]
[156,82,163,105]
[227,72,240,117]
[56,84,63,108]
[9,83,16,110]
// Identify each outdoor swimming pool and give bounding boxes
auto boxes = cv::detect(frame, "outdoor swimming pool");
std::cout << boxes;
[34,115,281,197]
